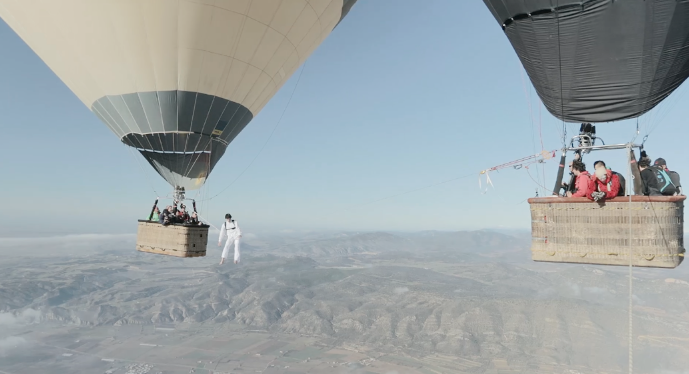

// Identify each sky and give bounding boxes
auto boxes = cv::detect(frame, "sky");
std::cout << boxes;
[1,1,688,237]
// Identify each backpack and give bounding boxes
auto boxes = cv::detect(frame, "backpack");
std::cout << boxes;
[667,170,681,189]
[612,171,625,196]
[650,166,678,195]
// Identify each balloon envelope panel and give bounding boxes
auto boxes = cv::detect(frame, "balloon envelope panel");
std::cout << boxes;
[483,0,689,123]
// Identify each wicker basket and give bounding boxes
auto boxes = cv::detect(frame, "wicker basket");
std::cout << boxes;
[528,196,685,268]
[136,220,209,257]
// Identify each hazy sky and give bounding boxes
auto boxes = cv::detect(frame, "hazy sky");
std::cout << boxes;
[1,1,688,236]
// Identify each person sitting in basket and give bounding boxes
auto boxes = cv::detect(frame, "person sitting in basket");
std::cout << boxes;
[639,157,661,196]
[177,204,190,223]
[150,206,160,222]
[187,211,200,225]
[566,160,594,198]
[160,206,174,226]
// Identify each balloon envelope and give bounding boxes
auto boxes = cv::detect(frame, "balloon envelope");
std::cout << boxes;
[483,0,689,123]
[0,0,357,189]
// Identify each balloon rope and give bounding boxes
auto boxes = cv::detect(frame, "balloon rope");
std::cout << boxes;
[204,62,308,202]
[627,145,634,374]
[519,64,543,195]
[126,146,161,197]
[195,212,219,231]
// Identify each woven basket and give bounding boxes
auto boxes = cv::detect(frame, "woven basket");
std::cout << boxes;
[136,220,209,258]
[529,196,685,268]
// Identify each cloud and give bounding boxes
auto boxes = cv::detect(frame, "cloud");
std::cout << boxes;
[0,234,136,257]
[0,336,28,356]
[0,309,42,326]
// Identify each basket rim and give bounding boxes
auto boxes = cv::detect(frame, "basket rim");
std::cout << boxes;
[137,220,210,229]
[528,196,686,204]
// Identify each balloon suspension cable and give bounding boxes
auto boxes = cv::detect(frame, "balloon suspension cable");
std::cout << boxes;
[195,212,219,231]
[633,118,649,151]
[626,143,634,374]
[155,188,200,206]
[204,62,308,203]
[630,118,641,144]
[126,146,161,197]
[479,149,557,192]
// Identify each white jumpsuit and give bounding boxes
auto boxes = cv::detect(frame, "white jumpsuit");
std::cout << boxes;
[219,220,241,262]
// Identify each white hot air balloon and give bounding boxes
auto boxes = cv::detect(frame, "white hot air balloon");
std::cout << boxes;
[0,0,358,193]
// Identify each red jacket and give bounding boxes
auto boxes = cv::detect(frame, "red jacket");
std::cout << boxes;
[572,171,594,197]
[591,169,620,199]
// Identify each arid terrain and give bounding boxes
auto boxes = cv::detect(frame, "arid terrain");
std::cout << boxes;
[1,230,688,374]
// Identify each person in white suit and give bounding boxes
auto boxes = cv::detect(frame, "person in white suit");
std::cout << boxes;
[218,213,242,265]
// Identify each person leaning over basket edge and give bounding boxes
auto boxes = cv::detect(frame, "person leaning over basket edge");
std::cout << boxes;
[590,161,620,201]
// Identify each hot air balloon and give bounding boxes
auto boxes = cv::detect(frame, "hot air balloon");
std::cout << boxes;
[482,0,688,268]
[0,0,357,257]
[0,0,357,192]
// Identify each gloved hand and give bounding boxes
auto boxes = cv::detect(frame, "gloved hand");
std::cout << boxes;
[591,191,606,201]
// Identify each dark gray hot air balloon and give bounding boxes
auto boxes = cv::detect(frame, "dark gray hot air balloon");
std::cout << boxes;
[0,0,357,191]
[483,0,689,123]
[483,0,688,269]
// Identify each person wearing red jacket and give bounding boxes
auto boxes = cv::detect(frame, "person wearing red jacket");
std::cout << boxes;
[591,165,620,200]
[566,160,594,197]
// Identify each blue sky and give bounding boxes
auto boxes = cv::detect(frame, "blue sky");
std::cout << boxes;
[1,1,688,236]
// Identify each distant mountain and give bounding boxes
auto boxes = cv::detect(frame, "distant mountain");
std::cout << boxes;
[410,230,530,251]
[243,230,531,260]
[1,230,686,373]
[260,232,415,257]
